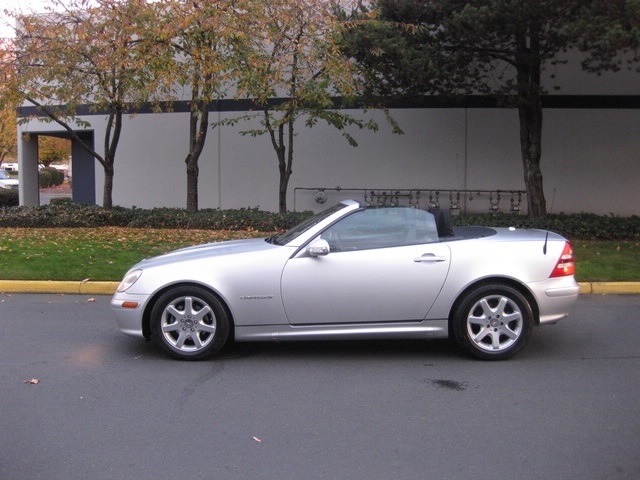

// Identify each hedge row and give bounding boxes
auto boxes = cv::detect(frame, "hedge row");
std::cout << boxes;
[452,212,640,241]
[0,203,637,240]
[0,203,312,231]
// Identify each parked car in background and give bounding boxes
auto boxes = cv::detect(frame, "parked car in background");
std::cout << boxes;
[1,163,19,172]
[0,169,18,190]
[111,200,579,361]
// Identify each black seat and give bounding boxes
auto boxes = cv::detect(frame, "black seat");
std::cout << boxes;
[428,208,454,237]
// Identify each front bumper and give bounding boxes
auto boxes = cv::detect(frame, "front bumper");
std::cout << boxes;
[110,293,150,338]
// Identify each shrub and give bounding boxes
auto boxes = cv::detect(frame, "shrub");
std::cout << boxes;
[126,207,311,230]
[39,167,65,187]
[50,197,73,206]
[38,169,52,188]
[0,204,637,240]
[0,204,314,231]
[0,204,136,228]
[453,212,640,241]
[52,168,65,186]
[0,189,19,207]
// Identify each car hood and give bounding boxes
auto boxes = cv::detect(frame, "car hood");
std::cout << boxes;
[0,178,18,186]
[133,238,278,270]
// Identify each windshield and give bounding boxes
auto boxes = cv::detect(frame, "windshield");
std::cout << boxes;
[0,170,9,179]
[270,203,347,246]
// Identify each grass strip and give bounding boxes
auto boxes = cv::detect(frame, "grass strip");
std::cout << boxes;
[0,228,271,281]
[573,240,640,282]
[0,228,638,282]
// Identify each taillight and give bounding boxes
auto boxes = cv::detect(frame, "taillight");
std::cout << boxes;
[550,241,575,278]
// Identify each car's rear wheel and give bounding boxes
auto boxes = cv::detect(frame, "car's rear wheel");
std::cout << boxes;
[452,284,533,360]
[150,286,230,360]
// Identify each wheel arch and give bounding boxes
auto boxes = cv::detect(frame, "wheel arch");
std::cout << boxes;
[141,281,235,341]
[447,277,540,333]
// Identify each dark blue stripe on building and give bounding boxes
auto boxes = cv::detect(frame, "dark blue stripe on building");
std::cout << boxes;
[17,95,640,118]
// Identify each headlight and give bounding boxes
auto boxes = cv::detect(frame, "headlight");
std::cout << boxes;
[117,269,143,293]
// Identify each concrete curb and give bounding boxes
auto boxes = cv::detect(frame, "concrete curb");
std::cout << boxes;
[578,282,640,295]
[1,280,640,296]
[0,280,120,295]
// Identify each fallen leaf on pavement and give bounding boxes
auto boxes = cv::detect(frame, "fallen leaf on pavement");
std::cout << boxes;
[24,378,40,385]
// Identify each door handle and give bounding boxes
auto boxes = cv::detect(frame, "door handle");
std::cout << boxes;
[414,253,447,263]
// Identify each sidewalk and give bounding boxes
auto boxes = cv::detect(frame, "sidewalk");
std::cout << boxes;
[1,280,639,295]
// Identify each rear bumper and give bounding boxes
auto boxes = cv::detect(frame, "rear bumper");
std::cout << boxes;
[534,278,580,325]
[545,285,581,298]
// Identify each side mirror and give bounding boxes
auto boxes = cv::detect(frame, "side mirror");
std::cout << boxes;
[307,238,330,257]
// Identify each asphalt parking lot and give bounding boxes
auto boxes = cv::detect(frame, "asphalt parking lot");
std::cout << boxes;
[1,293,639,480]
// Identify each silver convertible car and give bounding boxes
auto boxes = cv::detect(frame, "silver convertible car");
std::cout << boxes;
[111,200,579,361]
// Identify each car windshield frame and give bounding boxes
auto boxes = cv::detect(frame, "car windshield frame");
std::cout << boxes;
[270,203,351,246]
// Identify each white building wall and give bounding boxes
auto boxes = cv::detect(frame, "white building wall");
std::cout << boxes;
[18,56,639,216]
[20,104,639,216]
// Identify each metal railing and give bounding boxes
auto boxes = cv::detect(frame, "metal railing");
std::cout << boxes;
[293,187,527,214]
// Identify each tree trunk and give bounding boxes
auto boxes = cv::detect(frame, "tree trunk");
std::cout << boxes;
[277,119,291,214]
[185,112,208,212]
[186,154,199,212]
[517,99,546,218]
[103,162,114,210]
[278,169,289,214]
[265,109,293,214]
[102,108,123,210]
[516,24,547,218]
[185,85,211,212]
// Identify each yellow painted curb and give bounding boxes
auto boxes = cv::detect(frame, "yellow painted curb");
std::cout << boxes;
[0,280,119,295]
[589,282,640,295]
[578,282,592,294]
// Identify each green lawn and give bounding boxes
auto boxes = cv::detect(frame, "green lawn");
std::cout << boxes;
[0,228,637,282]
[573,240,640,282]
[0,228,270,281]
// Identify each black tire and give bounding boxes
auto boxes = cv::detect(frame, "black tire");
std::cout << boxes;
[452,284,533,360]
[150,286,230,360]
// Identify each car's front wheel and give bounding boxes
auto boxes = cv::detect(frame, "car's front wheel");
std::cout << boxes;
[150,286,230,360]
[452,284,533,360]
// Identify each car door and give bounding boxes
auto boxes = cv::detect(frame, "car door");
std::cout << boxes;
[280,208,451,325]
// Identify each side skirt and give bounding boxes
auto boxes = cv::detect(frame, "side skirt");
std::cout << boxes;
[234,320,449,342]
